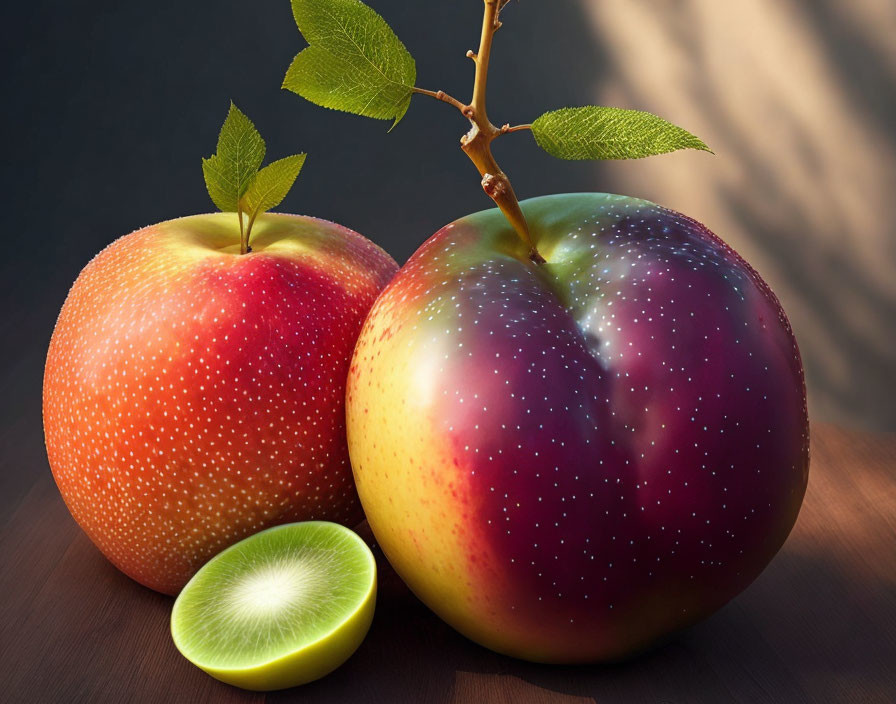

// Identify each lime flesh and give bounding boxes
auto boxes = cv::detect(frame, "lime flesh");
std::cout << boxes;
[171,522,376,691]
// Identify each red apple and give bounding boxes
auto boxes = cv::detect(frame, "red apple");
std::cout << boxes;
[44,213,397,594]
[347,193,809,662]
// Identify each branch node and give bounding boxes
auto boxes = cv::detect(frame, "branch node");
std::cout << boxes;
[466,50,478,61]
[481,173,508,198]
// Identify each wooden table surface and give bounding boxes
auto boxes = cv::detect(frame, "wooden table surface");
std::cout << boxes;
[1,423,894,703]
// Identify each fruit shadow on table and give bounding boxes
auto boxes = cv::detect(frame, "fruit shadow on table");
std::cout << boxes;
[274,540,883,704]
[265,511,888,704]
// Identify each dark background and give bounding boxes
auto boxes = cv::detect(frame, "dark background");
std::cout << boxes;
[2,0,894,521]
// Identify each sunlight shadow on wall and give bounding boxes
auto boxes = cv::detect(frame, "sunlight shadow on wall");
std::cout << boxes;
[579,0,896,430]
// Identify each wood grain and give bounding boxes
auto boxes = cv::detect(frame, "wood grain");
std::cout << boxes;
[1,423,894,703]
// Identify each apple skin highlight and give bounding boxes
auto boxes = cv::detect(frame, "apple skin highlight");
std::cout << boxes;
[347,193,809,663]
[44,213,397,595]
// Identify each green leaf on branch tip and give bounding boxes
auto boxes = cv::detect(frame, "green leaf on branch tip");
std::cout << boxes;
[283,0,416,125]
[531,106,712,161]
[240,154,307,219]
[202,103,266,211]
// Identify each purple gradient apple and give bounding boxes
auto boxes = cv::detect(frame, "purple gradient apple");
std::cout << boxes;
[346,193,809,662]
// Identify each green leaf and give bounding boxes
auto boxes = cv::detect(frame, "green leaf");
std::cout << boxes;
[240,154,307,219]
[202,103,267,211]
[531,106,711,161]
[283,0,416,125]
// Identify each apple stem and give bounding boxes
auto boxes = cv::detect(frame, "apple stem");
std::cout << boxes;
[238,209,255,254]
[238,209,248,254]
[413,0,545,264]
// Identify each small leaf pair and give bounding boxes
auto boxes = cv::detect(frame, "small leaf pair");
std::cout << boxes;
[202,103,306,250]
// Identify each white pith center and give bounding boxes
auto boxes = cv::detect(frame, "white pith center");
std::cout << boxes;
[229,562,308,617]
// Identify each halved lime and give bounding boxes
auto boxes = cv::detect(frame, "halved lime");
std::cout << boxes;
[171,522,376,691]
